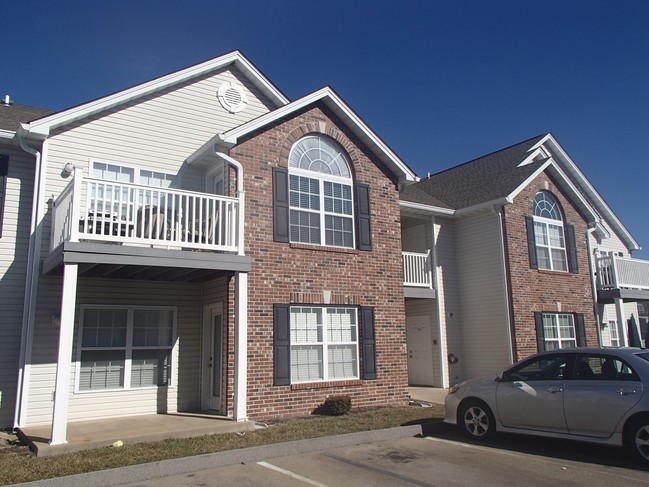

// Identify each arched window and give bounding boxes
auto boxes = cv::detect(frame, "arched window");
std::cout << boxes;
[532,191,567,271]
[287,136,355,248]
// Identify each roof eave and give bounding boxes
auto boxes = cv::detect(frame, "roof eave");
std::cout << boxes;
[399,200,455,216]
[222,87,418,182]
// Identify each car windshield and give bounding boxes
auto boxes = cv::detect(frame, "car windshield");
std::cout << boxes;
[506,354,569,381]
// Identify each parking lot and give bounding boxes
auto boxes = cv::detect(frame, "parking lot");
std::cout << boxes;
[113,423,649,487]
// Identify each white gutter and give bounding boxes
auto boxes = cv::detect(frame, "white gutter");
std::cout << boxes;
[14,128,48,428]
[399,200,455,216]
[0,129,15,140]
[214,151,245,256]
[454,197,512,216]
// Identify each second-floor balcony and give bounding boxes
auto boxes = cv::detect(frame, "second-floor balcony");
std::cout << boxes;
[402,250,434,298]
[50,171,243,254]
[595,254,649,303]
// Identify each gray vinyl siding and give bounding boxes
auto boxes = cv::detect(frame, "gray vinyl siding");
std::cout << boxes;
[26,279,203,425]
[455,212,511,379]
[0,145,34,427]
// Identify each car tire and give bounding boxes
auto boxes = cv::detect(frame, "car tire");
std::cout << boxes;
[458,399,495,440]
[625,416,649,466]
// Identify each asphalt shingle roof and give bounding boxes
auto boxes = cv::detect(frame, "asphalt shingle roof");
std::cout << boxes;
[402,134,548,210]
[0,103,54,131]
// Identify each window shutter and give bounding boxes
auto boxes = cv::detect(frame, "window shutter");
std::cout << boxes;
[272,167,290,243]
[0,155,8,238]
[273,304,291,385]
[575,313,586,347]
[360,307,377,379]
[565,225,579,274]
[356,183,372,251]
[534,312,545,353]
[525,216,538,269]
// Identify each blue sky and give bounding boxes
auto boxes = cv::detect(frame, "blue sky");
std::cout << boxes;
[3,1,648,257]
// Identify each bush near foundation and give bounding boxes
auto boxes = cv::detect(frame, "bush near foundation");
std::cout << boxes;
[324,395,352,416]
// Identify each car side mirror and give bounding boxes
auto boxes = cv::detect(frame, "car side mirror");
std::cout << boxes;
[496,371,510,382]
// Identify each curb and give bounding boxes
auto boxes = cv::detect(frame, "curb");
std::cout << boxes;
[14,425,423,487]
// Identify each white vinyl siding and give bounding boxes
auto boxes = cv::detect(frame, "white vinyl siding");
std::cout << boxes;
[0,147,34,427]
[455,212,511,379]
[25,279,203,425]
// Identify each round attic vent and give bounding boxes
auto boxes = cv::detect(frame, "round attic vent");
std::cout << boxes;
[217,81,248,113]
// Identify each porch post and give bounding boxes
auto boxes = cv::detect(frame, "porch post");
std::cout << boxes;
[614,297,629,346]
[50,263,78,445]
[233,271,248,421]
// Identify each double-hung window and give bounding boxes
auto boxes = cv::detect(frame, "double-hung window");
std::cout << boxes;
[542,313,577,350]
[288,136,355,248]
[78,306,175,391]
[290,306,359,382]
[532,192,567,271]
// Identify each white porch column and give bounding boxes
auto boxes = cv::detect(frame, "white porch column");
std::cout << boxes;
[614,297,629,347]
[50,263,79,445]
[233,271,248,421]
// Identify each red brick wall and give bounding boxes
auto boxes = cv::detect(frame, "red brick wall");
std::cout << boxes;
[224,103,409,420]
[503,172,597,361]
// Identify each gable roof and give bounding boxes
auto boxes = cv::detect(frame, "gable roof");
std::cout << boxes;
[19,51,289,140]
[191,86,417,182]
[401,133,640,251]
[0,103,53,133]
[403,135,547,209]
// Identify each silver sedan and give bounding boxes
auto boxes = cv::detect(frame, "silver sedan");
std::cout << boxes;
[445,347,649,465]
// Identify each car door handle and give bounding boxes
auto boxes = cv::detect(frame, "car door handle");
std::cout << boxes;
[546,386,563,393]
[617,388,637,396]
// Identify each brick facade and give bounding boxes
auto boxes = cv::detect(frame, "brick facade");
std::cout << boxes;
[503,172,598,361]
[224,103,409,420]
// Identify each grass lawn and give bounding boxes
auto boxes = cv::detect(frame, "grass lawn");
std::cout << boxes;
[0,405,444,485]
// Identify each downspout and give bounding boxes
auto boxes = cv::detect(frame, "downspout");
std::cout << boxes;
[586,226,602,346]
[215,151,245,256]
[14,130,48,428]
[496,206,515,364]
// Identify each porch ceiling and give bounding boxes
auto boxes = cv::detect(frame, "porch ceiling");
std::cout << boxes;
[42,241,251,283]
[597,288,649,304]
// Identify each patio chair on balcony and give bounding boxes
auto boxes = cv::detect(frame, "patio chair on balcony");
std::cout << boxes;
[136,206,171,240]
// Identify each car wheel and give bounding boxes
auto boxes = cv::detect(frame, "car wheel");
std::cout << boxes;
[625,416,649,465]
[459,400,495,440]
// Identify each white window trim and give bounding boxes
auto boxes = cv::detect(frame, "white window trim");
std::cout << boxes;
[75,305,177,393]
[288,167,356,249]
[608,320,620,347]
[533,215,568,271]
[290,306,359,384]
[543,313,577,350]
[89,158,178,187]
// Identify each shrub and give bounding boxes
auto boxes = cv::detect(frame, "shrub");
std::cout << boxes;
[324,395,352,416]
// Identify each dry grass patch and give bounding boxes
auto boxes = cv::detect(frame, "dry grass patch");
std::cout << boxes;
[0,405,443,485]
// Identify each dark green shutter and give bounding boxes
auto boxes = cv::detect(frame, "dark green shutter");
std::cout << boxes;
[274,304,291,385]
[356,184,372,251]
[565,225,579,273]
[534,312,545,352]
[360,307,377,379]
[273,167,290,243]
[575,313,586,347]
[0,155,8,238]
[525,216,538,269]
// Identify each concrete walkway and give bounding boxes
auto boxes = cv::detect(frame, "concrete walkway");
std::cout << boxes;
[408,386,448,405]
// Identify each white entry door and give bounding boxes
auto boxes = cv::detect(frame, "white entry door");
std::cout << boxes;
[406,315,435,386]
[203,305,224,412]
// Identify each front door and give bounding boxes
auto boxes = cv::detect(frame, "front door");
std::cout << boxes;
[406,315,435,385]
[203,304,224,412]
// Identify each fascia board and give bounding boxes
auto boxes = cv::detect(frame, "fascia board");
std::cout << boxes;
[544,136,641,251]
[0,129,15,140]
[454,197,512,216]
[507,159,553,202]
[223,87,418,182]
[24,51,288,138]
[400,200,455,216]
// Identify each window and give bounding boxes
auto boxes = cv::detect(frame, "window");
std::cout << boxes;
[78,306,175,391]
[608,320,620,347]
[573,354,639,381]
[532,192,567,271]
[288,136,355,248]
[0,154,7,238]
[506,354,570,381]
[542,313,577,350]
[289,306,359,382]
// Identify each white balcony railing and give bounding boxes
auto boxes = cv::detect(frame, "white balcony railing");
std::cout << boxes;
[403,250,433,288]
[596,255,649,291]
[51,171,242,253]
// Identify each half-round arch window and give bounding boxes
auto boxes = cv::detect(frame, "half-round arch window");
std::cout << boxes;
[287,135,355,248]
[532,191,567,271]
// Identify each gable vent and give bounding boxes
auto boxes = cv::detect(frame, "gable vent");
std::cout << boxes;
[218,81,248,113]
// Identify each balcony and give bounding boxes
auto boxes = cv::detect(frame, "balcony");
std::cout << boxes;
[595,255,649,303]
[43,171,250,282]
[402,250,434,298]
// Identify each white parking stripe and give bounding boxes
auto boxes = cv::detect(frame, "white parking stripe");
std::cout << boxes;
[257,461,331,487]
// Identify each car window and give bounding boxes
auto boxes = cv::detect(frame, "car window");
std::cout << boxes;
[506,354,570,381]
[572,354,640,381]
